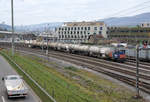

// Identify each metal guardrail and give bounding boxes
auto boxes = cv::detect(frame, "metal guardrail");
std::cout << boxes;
[1,52,57,102]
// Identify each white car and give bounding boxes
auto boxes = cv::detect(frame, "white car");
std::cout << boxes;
[2,75,28,98]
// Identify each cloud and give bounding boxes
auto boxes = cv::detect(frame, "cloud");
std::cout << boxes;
[0,0,149,25]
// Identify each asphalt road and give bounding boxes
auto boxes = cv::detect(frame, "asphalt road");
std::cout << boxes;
[0,55,41,102]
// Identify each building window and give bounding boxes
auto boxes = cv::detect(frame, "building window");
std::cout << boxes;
[77,31,79,34]
[99,31,102,35]
[68,31,70,34]
[68,27,70,31]
[59,28,61,30]
[55,28,57,32]
[74,31,76,34]
[59,35,61,38]
[64,31,66,34]
[78,27,80,30]
[88,27,90,30]
[94,27,97,30]
[71,27,73,30]
[81,27,83,30]
[80,31,82,34]
[71,31,73,34]
[85,27,87,30]
[106,31,108,34]
[62,35,64,38]
[62,28,64,31]
[75,35,77,38]
[100,27,103,30]
[84,31,86,34]
[65,27,67,30]
[58,32,60,34]
[74,27,77,30]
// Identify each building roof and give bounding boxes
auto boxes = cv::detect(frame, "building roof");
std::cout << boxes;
[63,21,105,27]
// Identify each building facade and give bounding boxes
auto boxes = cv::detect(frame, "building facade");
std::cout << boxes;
[55,22,107,43]
[38,32,57,42]
[108,27,150,44]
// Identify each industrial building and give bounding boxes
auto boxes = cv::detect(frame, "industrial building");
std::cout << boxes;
[55,21,107,43]
[108,27,150,43]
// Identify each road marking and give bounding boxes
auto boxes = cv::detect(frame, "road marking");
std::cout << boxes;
[1,96,5,102]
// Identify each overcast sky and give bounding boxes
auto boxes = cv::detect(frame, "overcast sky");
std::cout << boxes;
[0,0,150,25]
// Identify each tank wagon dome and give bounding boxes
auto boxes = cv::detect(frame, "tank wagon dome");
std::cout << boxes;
[78,45,90,52]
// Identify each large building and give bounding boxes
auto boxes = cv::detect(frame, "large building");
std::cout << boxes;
[55,21,107,43]
[108,27,150,44]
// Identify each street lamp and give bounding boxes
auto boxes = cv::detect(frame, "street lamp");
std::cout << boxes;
[11,0,15,56]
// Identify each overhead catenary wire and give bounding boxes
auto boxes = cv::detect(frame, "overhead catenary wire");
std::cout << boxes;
[104,0,150,19]
[114,5,150,17]
[97,1,150,27]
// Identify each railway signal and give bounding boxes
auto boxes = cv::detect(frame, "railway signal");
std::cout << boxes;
[135,44,140,98]
[134,44,149,99]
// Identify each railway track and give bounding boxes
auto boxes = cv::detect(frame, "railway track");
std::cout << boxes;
[1,44,150,95]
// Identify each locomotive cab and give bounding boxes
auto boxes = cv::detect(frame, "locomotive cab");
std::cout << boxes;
[113,50,126,62]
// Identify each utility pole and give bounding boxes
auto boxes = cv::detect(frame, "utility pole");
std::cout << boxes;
[135,44,140,98]
[46,33,48,55]
[45,24,49,61]
[42,36,44,53]
[11,0,15,56]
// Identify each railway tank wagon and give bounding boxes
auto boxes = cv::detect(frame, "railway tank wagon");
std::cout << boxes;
[27,41,126,62]
[77,45,90,55]
[69,44,81,53]
[48,43,126,62]
[89,46,101,57]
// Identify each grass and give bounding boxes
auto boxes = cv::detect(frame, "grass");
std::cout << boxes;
[0,51,53,102]
[0,49,146,102]
[64,66,79,72]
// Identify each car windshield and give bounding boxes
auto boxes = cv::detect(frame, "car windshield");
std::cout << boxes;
[7,77,19,80]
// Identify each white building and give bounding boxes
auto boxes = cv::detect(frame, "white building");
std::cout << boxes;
[55,21,107,43]
[38,32,57,42]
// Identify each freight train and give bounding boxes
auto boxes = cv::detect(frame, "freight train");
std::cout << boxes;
[28,41,126,62]
[126,45,150,61]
